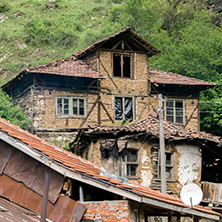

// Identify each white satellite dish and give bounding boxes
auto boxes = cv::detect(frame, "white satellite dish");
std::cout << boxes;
[180,183,203,208]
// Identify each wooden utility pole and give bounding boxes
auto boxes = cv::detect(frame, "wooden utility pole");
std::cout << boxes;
[158,94,166,193]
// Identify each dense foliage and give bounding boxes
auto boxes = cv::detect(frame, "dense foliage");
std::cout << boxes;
[0,0,222,134]
[0,89,30,129]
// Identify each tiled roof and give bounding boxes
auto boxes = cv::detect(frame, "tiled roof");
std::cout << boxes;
[74,26,161,58]
[85,116,222,144]
[26,55,102,79]
[149,68,216,87]
[0,117,220,217]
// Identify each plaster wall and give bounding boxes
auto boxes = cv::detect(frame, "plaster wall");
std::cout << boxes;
[176,144,201,187]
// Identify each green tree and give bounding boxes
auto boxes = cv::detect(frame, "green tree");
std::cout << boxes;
[0,89,30,129]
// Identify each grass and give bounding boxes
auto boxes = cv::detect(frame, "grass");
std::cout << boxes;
[0,0,117,84]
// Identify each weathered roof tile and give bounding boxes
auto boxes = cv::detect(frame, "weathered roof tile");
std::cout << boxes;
[149,68,216,87]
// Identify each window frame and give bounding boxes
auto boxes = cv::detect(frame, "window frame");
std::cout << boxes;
[112,52,133,78]
[165,99,185,125]
[158,152,174,180]
[126,149,139,179]
[56,96,86,118]
[114,96,134,121]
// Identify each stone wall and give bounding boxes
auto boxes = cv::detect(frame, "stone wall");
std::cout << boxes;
[85,137,201,197]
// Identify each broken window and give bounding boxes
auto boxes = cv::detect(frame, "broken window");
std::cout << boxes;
[56,97,86,117]
[126,149,138,178]
[158,152,174,180]
[165,99,184,124]
[115,97,133,121]
[113,53,131,78]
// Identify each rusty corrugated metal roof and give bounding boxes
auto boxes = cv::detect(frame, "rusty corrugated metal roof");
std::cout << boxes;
[0,117,220,218]
[0,197,42,222]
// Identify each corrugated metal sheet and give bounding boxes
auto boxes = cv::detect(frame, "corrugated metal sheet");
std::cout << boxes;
[0,174,54,216]
[49,195,86,222]
[0,197,41,222]
[0,174,86,222]
[202,181,222,203]
[0,140,14,174]
[4,149,64,203]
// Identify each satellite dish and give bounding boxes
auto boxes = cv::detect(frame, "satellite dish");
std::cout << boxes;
[180,183,203,208]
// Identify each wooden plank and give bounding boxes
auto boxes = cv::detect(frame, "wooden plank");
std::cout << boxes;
[79,97,99,128]
[100,60,120,91]
[101,101,114,124]
[184,102,198,127]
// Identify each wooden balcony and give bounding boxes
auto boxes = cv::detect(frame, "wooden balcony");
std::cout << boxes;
[202,181,222,211]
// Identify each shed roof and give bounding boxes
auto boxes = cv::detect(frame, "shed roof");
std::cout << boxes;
[74,26,161,58]
[84,115,222,145]
[2,57,102,89]
[26,56,102,79]
[149,68,216,88]
[0,197,46,222]
[0,117,220,220]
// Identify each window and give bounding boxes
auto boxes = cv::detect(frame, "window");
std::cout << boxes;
[159,152,174,180]
[113,53,131,78]
[165,99,184,124]
[115,97,133,121]
[126,149,138,177]
[56,97,86,117]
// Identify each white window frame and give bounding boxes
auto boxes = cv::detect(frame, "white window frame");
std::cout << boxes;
[114,96,134,121]
[165,99,185,125]
[56,97,86,117]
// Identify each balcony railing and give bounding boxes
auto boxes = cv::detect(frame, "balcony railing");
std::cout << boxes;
[202,181,222,204]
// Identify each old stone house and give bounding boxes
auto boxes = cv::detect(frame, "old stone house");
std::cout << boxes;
[0,117,220,222]
[72,115,222,204]
[2,27,216,146]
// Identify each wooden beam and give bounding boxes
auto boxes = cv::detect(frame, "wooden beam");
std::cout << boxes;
[100,60,120,91]
[100,101,114,124]
[132,63,147,90]
[184,102,198,127]
[98,95,101,125]
[79,97,99,128]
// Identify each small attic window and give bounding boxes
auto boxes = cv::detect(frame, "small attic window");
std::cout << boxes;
[113,53,132,78]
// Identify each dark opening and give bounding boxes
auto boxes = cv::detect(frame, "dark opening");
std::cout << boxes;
[115,97,123,120]
[113,54,121,77]
[124,97,133,120]
[123,55,131,78]
[202,146,222,182]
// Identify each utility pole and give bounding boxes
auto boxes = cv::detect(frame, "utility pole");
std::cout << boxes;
[158,94,166,194]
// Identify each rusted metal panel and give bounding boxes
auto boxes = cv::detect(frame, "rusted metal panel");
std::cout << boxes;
[0,140,14,174]
[202,181,222,203]
[0,174,86,222]
[3,149,64,203]
[49,195,86,222]
[0,174,54,216]
[0,197,41,222]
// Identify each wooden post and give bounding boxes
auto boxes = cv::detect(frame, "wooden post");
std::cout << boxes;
[158,94,166,193]
[40,170,51,222]
[98,94,101,125]
[168,211,173,222]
